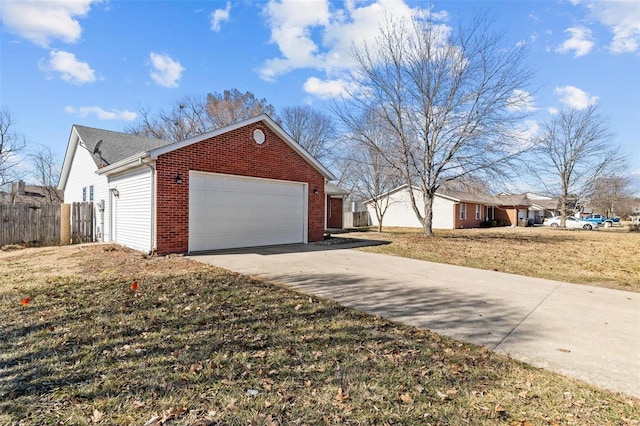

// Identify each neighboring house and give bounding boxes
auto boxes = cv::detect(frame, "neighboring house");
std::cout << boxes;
[0,181,63,205]
[325,182,349,229]
[493,192,560,225]
[365,186,561,229]
[58,114,335,254]
[365,185,495,229]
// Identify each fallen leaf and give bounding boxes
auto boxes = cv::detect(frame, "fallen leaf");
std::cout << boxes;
[91,409,104,423]
[400,393,413,404]
[131,281,138,291]
[21,296,30,306]
[294,304,302,311]
[335,387,350,402]
[226,398,237,410]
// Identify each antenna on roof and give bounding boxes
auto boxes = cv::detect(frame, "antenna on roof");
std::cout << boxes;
[93,139,103,154]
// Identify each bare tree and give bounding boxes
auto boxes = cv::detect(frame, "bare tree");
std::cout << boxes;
[588,175,629,218]
[532,106,624,226]
[126,90,278,142]
[342,108,402,231]
[29,145,63,203]
[126,96,210,142]
[0,108,26,188]
[281,105,336,162]
[336,13,535,235]
[205,89,278,130]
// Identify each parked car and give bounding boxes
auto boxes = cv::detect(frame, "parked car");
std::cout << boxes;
[544,216,599,230]
[583,214,620,228]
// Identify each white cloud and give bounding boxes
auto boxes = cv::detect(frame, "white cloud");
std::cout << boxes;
[303,76,353,99]
[556,26,594,57]
[64,106,137,121]
[210,2,231,32]
[548,106,560,115]
[40,50,96,85]
[259,0,437,84]
[149,53,185,88]
[508,119,540,152]
[555,85,598,110]
[516,32,539,48]
[506,89,537,112]
[582,1,640,53]
[0,0,98,47]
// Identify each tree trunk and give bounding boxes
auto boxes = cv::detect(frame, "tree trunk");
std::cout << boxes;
[422,193,434,236]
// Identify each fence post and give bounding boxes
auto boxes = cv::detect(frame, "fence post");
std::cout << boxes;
[60,203,71,245]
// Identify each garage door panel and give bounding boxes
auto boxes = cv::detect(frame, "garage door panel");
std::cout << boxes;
[189,172,306,252]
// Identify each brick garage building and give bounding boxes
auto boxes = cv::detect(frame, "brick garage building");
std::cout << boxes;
[58,114,334,254]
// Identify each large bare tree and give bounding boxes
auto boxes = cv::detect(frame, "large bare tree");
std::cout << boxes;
[0,108,26,188]
[281,105,336,163]
[336,13,535,235]
[126,90,277,142]
[532,106,624,226]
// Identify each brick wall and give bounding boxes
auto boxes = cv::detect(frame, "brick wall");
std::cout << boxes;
[453,202,486,229]
[155,123,326,254]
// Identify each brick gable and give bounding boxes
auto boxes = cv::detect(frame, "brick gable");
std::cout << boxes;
[155,123,325,254]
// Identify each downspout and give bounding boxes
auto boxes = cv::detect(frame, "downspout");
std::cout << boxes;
[323,182,328,231]
[140,158,156,254]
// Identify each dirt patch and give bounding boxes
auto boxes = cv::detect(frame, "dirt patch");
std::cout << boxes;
[0,243,209,293]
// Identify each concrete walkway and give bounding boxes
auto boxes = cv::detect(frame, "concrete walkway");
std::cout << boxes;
[192,243,640,399]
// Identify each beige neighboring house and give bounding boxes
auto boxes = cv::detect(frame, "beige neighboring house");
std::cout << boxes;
[492,192,560,226]
[0,180,63,205]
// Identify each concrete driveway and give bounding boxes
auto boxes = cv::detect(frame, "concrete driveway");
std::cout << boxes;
[192,242,640,399]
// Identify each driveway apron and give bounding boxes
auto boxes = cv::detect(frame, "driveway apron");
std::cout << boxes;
[193,246,640,399]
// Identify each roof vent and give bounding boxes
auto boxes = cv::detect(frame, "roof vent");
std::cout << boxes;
[253,129,265,145]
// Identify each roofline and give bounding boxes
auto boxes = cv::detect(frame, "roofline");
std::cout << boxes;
[57,126,81,191]
[364,184,463,203]
[148,114,335,181]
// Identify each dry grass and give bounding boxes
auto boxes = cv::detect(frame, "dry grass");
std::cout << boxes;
[1,244,638,425]
[348,225,640,292]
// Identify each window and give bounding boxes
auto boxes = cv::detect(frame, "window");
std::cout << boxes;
[486,206,495,221]
[82,187,87,202]
[89,185,94,201]
[475,205,481,220]
[460,203,466,220]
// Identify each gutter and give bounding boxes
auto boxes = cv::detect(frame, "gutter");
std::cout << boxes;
[140,158,156,255]
[95,151,149,176]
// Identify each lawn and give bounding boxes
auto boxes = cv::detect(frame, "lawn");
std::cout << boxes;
[347,225,640,292]
[1,244,638,425]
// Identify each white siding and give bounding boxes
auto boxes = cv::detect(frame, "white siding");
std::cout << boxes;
[432,196,455,229]
[110,167,153,253]
[62,144,110,240]
[367,188,456,229]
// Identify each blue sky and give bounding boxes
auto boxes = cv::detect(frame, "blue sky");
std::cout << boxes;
[1,0,639,194]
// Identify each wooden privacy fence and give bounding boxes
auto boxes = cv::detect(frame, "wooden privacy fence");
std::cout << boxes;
[0,203,60,246]
[70,202,94,244]
[343,211,370,228]
[0,202,94,247]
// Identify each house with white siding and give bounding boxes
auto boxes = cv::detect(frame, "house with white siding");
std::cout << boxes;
[365,185,560,229]
[58,114,335,254]
[365,185,495,230]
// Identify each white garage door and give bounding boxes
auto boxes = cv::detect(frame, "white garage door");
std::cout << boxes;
[189,171,307,252]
